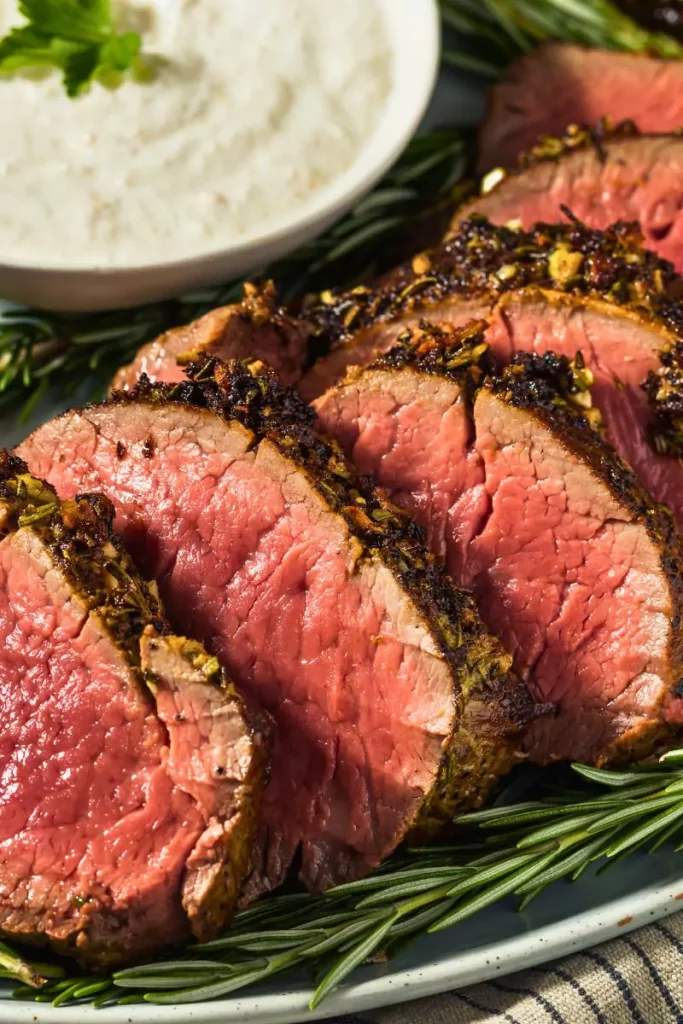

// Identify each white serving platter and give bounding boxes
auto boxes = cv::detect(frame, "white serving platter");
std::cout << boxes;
[1,61,683,1024]
[3,851,683,1023]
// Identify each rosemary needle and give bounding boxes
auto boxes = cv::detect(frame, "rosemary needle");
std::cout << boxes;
[440,0,683,77]
[8,749,683,1011]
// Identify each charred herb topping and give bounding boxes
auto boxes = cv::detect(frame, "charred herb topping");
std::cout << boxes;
[173,282,310,371]
[120,357,520,701]
[488,354,683,685]
[368,321,600,429]
[308,217,683,459]
[482,120,644,181]
[115,359,534,832]
[369,319,492,396]
[0,451,60,532]
[490,351,667,526]
[308,217,683,350]
[0,450,166,663]
[643,344,683,455]
[490,350,602,431]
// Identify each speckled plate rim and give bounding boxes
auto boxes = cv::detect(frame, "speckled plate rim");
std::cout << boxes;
[4,872,683,1023]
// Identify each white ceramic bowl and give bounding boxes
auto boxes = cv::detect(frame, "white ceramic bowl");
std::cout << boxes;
[0,0,440,312]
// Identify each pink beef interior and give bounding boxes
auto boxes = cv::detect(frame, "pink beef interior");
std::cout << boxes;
[298,299,488,402]
[315,370,676,764]
[318,369,486,582]
[113,291,309,393]
[472,388,673,763]
[308,293,683,532]
[0,528,203,955]
[478,44,683,172]
[18,405,457,893]
[483,293,683,529]
[463,137,683,271]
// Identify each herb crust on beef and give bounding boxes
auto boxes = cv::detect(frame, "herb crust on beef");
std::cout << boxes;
[115,358,535,839]
[307,218,683,351]
[0,451,268,966]
[315,322,683,765]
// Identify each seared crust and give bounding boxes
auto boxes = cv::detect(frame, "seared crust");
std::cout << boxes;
[0,451,268,965]
[492,352,683,544]
[115,360,537,835]
[0,450,167,661]
[643,344,683,455]
[504,121,642,171]
[308,218,683,455]
[370,319,492,390]
[464,121,645,206]
[369,320,600,427]
[487,354,683,761]
[111,280,310,393]
[349,329,683,764]
[308,217,683,351]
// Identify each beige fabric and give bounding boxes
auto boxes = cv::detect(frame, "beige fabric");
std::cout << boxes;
[337,912,683,1023]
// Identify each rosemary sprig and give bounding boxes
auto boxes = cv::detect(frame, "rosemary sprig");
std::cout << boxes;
[0,127,469,423]
[440,0,683,77]
[0,941,63,989]
[7,750,683,1012]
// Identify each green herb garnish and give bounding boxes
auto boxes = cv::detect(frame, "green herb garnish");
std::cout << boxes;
[440,0,683,77]
[0,0,149,97]
[6,751,683,1010]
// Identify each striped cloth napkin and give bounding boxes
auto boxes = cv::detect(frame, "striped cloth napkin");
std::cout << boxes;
[334,912,683,1023]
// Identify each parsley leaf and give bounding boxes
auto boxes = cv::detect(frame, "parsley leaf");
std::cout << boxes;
[0,0,147,97]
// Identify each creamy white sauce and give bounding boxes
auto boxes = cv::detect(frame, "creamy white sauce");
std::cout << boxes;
[0,0,392,268]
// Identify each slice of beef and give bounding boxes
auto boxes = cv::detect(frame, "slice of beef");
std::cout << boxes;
[314,323,683,765]
[112,281,310,392]
[0,452,267,967]
[17,360,533,895]
[301,219,683,530]
[453,128,683,271]
[478,43,683,172]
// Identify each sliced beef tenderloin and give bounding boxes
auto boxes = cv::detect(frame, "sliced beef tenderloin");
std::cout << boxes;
[17,360,534,895]
[302,219,683,530]
[453,128,683,271]
[314,323,683,765]
[0,453,267,967]
[478,43,683,173]
[112,281,310,392]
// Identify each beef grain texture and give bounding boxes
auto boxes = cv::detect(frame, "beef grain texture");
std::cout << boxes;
[0,452,267,967]
[18,360,534,896]
[453,130,683,272]
[314,323,683,765]
[301,219,683,530]
[478,43,683,172]
[112,281,310,392]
